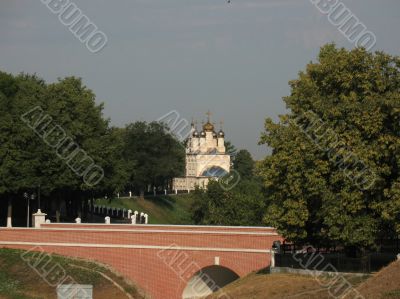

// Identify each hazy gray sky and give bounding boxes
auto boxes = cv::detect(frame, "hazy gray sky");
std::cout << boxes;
[1,0,399,159]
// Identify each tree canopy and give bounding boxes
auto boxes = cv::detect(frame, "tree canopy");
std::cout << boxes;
[190,179,265,226]
[190,145,264,226]
[234,149,255,179]
[123,121,185,197]
[258,44,400,249]
[0,71,184,224]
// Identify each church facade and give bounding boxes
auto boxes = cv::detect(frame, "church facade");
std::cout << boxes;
[172,113,230,191]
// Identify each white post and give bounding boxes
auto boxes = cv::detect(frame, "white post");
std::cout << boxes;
[32,209,47,228]
[129,191,132,198]
[164,189,167,195]
[144,213,148,224]
[128,209,132,219]
[131,215,136,224]
[105,216,110,224]
[45,219,51,224]
[153,187,156,196]
[7,198,12,228]
[117,192,120,198]
[75,217,81,224]
[134,211,138,223]
[271,250,275,268]
[175,189,178,195]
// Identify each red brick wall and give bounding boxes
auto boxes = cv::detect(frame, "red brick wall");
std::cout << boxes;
[0,224,283,299]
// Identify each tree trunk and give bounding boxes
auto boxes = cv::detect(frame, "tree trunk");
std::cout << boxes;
[55,197,61,223]
[77,197,82,219]
[7,198,12,228]
[90,198,94,221]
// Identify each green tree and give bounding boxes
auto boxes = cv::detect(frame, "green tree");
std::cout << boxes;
[190,180,265,226]
[258,44,400,251]
[0,72,124,224]
[234,149,255,179]
[0,72,49,225]
[123,121,184,198]
[224,140,237,158]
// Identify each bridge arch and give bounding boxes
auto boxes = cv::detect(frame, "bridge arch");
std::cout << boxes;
[182,265,239,299]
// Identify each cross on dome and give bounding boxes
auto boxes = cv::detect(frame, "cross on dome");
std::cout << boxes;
[203,110,214,131]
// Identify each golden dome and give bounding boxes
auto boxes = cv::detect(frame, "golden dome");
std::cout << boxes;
[203,110,215,131]
[203,121,214,131]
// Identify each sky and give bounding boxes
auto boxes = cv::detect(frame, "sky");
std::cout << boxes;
[1,0,399,159]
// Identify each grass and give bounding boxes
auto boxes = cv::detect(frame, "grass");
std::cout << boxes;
[95,194,194,224]
[207,260,400,299]
[0,248,144,299]
[205,270,369,299]
[353,259,400,299]
[384,290,400,298]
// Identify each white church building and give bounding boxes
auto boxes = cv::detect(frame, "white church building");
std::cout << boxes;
[172,112,231,191]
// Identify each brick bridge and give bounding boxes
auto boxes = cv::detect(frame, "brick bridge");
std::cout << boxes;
[0,223,283,299]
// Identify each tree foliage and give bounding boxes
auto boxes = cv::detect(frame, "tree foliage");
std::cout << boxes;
[0,71,184,223]
[190,179,265,226]
[190,145,264,226]
[258,44,400,249]
[123,121,185,196]
[234,149,255,179]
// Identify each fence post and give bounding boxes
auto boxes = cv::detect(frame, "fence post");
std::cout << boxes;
[271,250,275,268]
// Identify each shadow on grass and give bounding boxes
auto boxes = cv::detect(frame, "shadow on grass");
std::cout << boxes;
[256,267,271,275]
[144,195,176,210]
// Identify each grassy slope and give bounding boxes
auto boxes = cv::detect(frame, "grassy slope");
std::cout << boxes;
[0,248,144,299]
[206,269,368,299]
[95,194,194,225]
[353,260,400,299]
[207,261,400,299]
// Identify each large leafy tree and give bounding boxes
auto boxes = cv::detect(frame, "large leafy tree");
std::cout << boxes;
[0,72,129,223]
[258,44,400,250]
[0,71,186,225]
[0,73,50,225]
[123,121,185,198]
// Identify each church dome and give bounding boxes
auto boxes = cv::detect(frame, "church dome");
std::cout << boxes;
[203,121,214,132]
[200,131,206,137]
[212,132,217,138]
[193,130,199,137]
[218,130,225,137]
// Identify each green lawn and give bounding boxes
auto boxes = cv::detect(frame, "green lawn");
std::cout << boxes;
[94,194,194,225]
